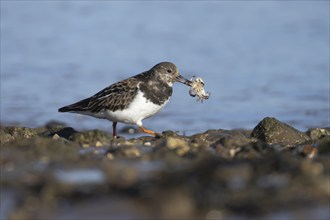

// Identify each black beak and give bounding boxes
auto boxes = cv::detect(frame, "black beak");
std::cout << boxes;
[176,75,192,86]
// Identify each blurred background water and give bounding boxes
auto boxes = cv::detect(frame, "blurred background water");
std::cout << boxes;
[1,1,329,135]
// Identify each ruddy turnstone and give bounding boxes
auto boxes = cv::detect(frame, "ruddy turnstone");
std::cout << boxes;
[58,62,191,140]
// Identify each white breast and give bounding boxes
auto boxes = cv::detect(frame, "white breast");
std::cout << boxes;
[99,90,169,126]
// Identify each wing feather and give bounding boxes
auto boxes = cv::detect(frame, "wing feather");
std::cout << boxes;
[87,78,139,112]
[59,76,140,113]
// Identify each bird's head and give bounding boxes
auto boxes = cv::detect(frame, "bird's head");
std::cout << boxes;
[152,62,191,86]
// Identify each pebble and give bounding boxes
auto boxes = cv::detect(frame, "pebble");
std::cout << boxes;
[144,141,152,146]
[106,153,115,160]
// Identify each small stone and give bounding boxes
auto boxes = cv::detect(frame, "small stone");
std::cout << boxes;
[52,133,60,140]
[106,153,114,160]
[144,141,152,146]
[95,141,103,147]
[229,148,241,158]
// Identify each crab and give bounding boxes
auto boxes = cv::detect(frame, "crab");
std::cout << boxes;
[188,76,210,102]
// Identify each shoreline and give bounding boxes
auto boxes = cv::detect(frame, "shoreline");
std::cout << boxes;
[1,117,329,219]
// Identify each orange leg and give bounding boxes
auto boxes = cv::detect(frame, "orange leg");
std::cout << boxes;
[139,126,159,137]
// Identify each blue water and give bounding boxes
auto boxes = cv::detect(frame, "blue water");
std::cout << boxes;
[1,1,329,135]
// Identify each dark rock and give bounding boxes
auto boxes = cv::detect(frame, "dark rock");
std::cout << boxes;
[54,127,78,139]
[41,127,78,140]
[251,117,310,147]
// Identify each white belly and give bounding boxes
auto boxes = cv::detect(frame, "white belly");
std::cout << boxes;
[86,91,169,126]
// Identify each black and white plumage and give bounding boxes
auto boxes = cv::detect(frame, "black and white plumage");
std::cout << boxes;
[58,62,191,139]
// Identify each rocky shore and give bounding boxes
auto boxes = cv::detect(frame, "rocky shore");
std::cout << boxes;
[1,117,329,220]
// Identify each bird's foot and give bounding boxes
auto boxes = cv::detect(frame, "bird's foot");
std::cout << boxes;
[139,126,162,138]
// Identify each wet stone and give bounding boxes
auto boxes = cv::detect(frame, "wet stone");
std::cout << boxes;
[251,117,310,148]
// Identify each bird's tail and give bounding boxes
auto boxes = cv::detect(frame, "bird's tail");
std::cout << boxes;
[58,97,91,112]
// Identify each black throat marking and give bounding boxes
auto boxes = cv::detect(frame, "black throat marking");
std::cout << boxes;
[138,79,172,105]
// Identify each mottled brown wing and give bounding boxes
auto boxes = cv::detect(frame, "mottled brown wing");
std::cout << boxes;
[87,78,139,112]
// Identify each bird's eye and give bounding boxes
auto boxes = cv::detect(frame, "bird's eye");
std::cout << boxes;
[167,69,172,73]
